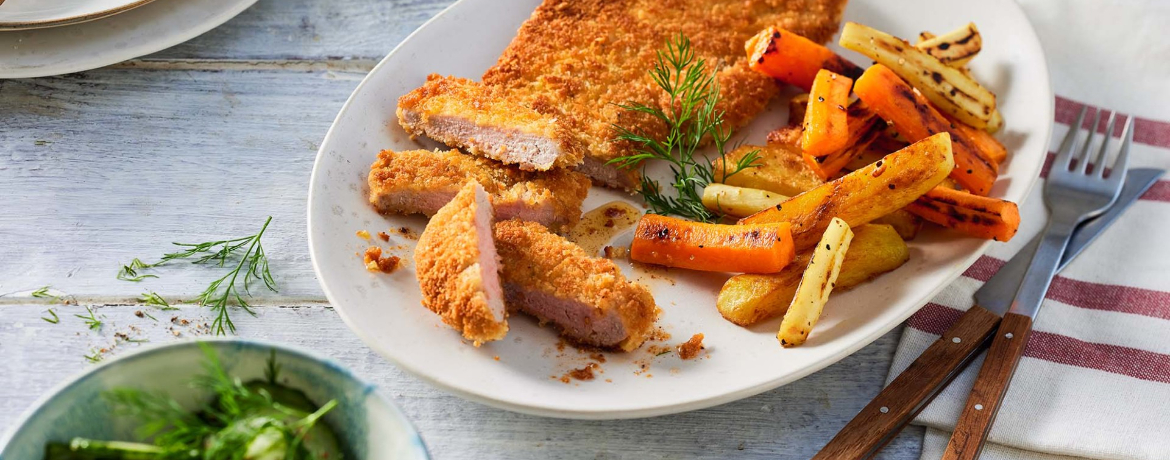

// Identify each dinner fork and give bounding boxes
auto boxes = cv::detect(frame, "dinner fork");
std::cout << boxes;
[942,106,1134,459]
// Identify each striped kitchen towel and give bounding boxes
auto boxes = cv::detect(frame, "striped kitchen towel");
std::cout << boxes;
[888,97,1170,460]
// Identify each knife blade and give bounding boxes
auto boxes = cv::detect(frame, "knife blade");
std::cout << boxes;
[812,167,1164,460]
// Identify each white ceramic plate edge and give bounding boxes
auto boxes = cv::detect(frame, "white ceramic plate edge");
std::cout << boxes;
[0,0,257,79]
[0,0,158,31]
[307,0,1053,419]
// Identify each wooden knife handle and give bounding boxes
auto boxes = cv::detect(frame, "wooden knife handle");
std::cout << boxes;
[813,306,1002,460]
[943,312,1033,460]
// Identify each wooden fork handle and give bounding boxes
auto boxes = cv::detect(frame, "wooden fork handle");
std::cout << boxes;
[943,312,1034,460]
[813,306,1002,460]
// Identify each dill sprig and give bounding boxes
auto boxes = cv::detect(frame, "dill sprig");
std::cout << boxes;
[117,258,158,282]
[31,285,54,299]
[139,291,176,310]
[609,33,760,222]
[75,306,102,331]
[84,350,103,363]
[118,217,278,335]
[42,309,60,324]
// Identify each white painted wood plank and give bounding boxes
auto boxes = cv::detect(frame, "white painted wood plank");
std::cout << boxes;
[0,68,370,301]
[0,304,922,459]
[147,0,453,61]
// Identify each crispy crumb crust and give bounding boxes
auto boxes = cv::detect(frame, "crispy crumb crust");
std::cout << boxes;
[414,182,507,345]
[474,0,848,188]
[368,148,590,232]
[397,74,587,170]
[494,219,659,351]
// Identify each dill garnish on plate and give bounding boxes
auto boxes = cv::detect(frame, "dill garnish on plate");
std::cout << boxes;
[609,34,760,222]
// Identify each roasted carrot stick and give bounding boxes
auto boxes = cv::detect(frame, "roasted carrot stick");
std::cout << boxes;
[630,214,795,273]
[746,27,863,92]
[853,64,998,195]
[802,70,854,161]
[945,113,1008,164]
[905,186,1020,241]
[804,101,883,180]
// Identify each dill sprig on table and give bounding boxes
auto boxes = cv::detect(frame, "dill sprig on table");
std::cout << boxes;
[609,33,760,222]
[139,291,176,310]
[117,217,278,336]
[74,306,102,331]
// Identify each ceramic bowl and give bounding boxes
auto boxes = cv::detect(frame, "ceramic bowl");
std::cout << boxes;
[0,339,429,460]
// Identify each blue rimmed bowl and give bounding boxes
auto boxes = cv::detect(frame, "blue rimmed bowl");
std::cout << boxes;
[0,339,429,460]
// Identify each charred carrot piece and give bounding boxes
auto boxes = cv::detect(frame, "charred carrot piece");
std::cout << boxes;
[804,101,883,180]
[945,113,1008,164]
[630,214,795,274]
[746,27,864,92]
[906,186,1020,241]
[853,64,998,195]
[802,69,854,162]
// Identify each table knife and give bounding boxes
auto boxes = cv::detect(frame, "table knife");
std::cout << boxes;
[813,168,1164,460]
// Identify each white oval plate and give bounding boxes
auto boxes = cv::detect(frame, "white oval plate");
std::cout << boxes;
[0,0,157,31]
[309,0,1052,419]
[0,0,256,78]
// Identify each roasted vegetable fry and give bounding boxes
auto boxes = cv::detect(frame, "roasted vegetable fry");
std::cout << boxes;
[945,113,1008,164]
[805,101,883,180]
[714,143,824,196]
[717,224,909,326]
[872,209,923,240]
[853,64,997,195]
[906,186,1020,241]
[702,183,788,218]
[746,27,864,92]
[839,22,997,129]
[740,133,956,250]
[630,214,795,273]
[767,125,804,147]
[788,93,810,126]
[843,132,906,171]
[802,70,854,159]
[778,217,853,347]
[916,23,982,67]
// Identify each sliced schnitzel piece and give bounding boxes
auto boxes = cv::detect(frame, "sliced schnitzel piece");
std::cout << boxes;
[368,148,590,232]
[494,219,659,351]
[414,181,507,345]
[398,75,587,171]
[399,0,849,189]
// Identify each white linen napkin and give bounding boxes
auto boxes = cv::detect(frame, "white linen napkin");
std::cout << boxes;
[887,1,1170,459]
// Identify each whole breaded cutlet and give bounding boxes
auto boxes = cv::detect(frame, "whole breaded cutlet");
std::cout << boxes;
[494,219,659,351]
[398,0,849,188]
[368,148,590,232]
[414,181,508,345]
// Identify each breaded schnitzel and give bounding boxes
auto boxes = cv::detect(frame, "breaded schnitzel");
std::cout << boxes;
[494,219,659,351]
[414,181,508,345]
[399,0,849,188]
[368,148,590,232]
[398,75,587,171]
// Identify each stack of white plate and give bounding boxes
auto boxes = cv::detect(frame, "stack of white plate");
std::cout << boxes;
[0,0,257,78]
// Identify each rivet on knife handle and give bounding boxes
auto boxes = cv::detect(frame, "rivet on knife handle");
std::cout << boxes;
[811,306,1001,460]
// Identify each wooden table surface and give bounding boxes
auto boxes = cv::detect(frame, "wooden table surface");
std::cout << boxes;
[0,0,924,458]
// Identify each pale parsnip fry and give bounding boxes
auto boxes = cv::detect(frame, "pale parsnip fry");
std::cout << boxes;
[915,23,982,67]
[778,217,853,347]
[717,224,909,326]
[839,22,997,129]
[702,183,788,218]
[872,209,923,240]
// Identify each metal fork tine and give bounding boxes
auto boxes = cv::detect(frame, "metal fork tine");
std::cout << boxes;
[1055,105,1088,170]
[1093,111,1118,177]
[1109,117,1135,184]
[1075,108,1102,173]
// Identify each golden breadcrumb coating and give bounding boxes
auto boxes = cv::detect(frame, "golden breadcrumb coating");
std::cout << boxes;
[368,148,590,232]
[414,182,507,345]
[494,219,659,351]
[398,75,587,171]
[476,0,849,187]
